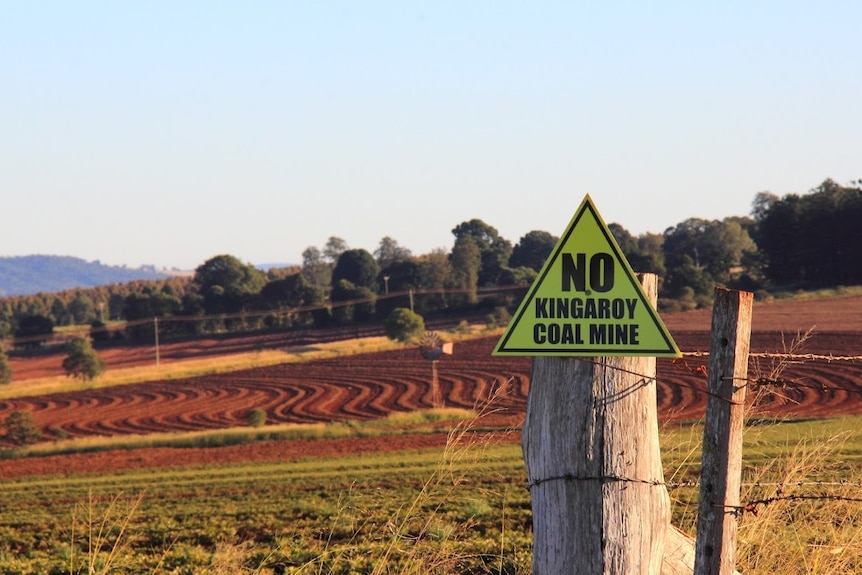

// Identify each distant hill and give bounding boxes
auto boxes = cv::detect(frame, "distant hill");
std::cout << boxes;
[0,255,172,296]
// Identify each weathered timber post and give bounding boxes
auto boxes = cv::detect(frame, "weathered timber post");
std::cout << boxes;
[522,273,671,575]
[694,287,753,575]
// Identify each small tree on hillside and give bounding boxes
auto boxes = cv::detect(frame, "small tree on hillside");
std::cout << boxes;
[384,308,425,343]
[62,335,105,381]
[247,408,267,428]
[3,411,41,446]
[0,344,11,385]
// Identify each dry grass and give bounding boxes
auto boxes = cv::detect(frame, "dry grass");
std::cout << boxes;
[735,432,862,574]
[2,326,499,401]
[1,337,399,400]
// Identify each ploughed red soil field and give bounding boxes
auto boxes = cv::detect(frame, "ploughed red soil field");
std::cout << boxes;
[2,294,862,478]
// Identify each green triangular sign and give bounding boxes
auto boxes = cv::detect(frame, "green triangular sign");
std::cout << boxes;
[493,194,680,357]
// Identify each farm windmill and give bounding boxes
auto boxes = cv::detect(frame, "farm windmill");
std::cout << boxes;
[417,332,453,409]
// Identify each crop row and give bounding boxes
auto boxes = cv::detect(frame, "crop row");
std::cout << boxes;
[2,416,862,573]
[3,334,862,445]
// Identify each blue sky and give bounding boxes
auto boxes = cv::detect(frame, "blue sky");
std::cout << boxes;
[2,2,859,270]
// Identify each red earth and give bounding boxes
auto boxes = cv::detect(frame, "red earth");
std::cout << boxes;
[2,294,861,479]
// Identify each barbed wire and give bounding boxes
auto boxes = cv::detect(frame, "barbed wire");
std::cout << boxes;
[582,355,862,518]
[665,480,862,490]
[525,477,862,517]
[725,493,862,517]
[668,356,862,399]
[682,350,862,362]
[560,353,862,405]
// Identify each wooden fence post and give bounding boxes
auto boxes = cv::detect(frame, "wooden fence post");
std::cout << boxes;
[522,273,671,574]
[694,287,753,575]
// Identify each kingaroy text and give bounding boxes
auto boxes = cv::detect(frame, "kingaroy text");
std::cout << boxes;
[532,252,640,346]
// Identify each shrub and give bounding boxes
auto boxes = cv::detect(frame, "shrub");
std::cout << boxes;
[485,306,511,329]
[62,335,106,381]
[383,308,425,343]
[3,411,42,446]
[0,344,11,385]
[246,408,267,428]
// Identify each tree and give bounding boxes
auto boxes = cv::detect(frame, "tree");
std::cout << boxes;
[413,250,455,314]
[384,308,425,343]
[374,236,412,269]
[193,254,267,315]
[62,335,105,381]
[662,217,757,301]
[2,411,41,447]
[751,191,779,222]
[13,314,54,348]
[260,273,324,309]
[323,236,349,263]
[246,408,267,428]
[509,230,558,272]
[379,259,421,294]
[301,246,332,290]
[330,280,376,323]
[259,273,325,328]
[451,219,513,286]
[609,223,665,276]
[377,259,421,317]
[68,292,97,325]
[331,249,381,291]
[757,179,862,288]
[0,344,11,385]
[449,235,481,306]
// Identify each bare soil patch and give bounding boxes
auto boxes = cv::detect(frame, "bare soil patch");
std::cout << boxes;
[2,294,861,478]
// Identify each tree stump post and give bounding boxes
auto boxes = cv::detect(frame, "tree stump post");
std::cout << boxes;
[694,288,753,575]
[522,273,670,574]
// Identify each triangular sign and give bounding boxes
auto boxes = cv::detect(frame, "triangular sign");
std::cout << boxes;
[494,194,681,357]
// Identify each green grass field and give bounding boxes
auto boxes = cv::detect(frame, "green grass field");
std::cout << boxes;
[1,416,861,574]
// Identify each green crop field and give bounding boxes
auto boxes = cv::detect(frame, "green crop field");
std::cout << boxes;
[1,416,861,574]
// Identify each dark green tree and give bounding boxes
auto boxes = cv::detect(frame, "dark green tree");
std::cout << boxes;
[451,219,513,286]
[89,319,111,343]
[449,235,481,306]
[330,280,376,323]
[377,259,421,317]
[383,308,425,343]
[259,273,325,328]
[0,301,12,339]
[260,273,324,309]
[301,246,332,290]
[3,411,41,446]
[193,255,267,315]
[331,249,381,291]
[68,292,97,325]
[413,250,455,314]
[608,224,665,276]
[374,236,412,269]
[662,218,757,301]
[13,314,54,348]
[509,230,558,272]
[757,179,862,288]
[62,335,105,381]
[379,259,421,294]
[123,290,183,340]
[246,408,267,428]
[50,297,68,326]
[0,344,11,385]
[323,236,349,262]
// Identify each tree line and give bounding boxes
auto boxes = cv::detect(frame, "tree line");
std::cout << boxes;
[1,178,860,349]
